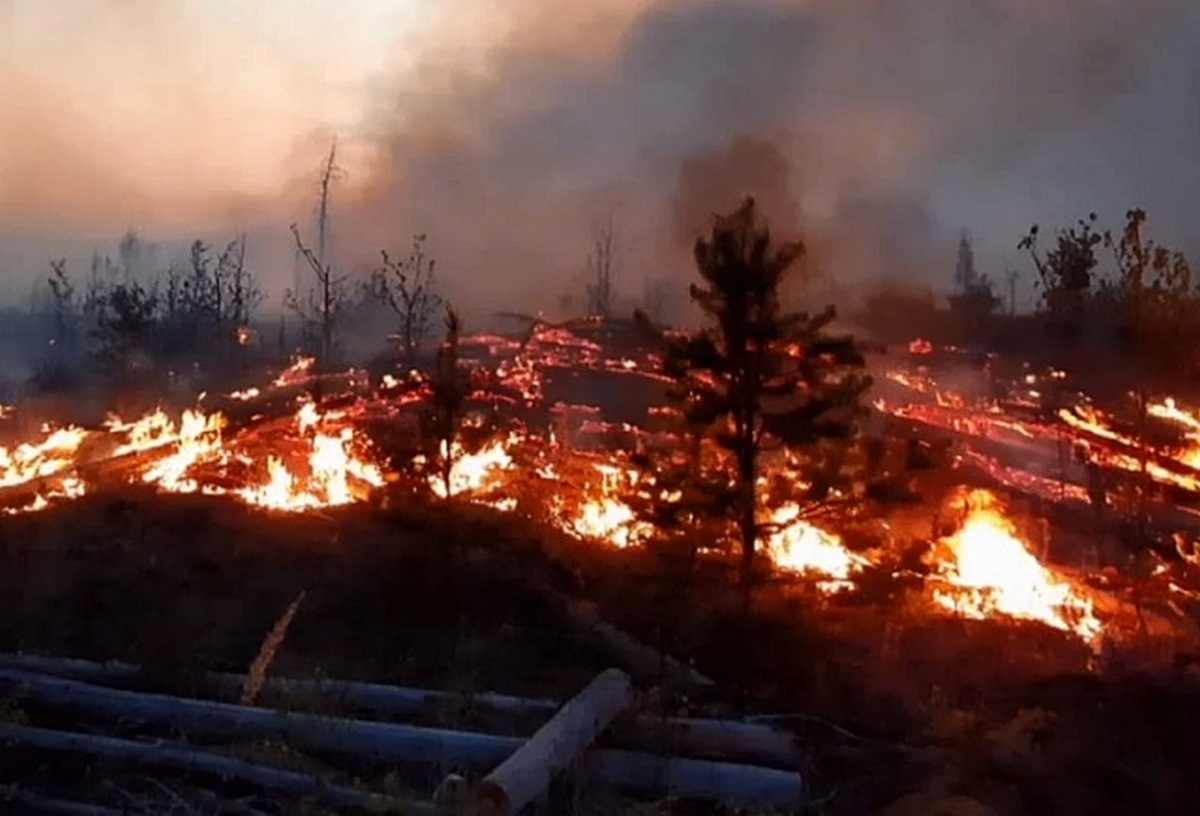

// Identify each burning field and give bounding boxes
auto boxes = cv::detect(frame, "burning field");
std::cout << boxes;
[4,318,1200,814]
[5,322,1200,649]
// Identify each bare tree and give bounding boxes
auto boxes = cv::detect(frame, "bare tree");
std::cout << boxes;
[316,139,344,268]
[285,139,349,361]
[288,224,350,361]
[220,235,263,355]
[372,234,441,364]
[586,221,617,318]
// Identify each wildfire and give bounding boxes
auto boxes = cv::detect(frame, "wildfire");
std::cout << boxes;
[138,409,228,493]
[428,435,517,503]
[0,425,88,488]
[930,489,1102,643]
[552,462,652,548]
[766,503,869,590]
[273,355,316,387]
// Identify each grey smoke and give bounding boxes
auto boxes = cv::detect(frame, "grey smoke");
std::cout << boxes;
[5,0,1200,323]
[340,0,1200,319]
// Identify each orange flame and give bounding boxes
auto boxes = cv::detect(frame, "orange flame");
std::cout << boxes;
[930,489,1102,642]
[766,503,869,590]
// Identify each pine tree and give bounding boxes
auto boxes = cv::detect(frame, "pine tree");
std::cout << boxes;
[638,198,871,587]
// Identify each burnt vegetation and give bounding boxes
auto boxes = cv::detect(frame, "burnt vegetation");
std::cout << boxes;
[6,188,1200,816]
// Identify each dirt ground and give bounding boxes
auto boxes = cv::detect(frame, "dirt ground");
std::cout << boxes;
[1,483,1199,815]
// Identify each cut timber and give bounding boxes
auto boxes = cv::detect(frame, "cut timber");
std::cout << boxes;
[475,668,633,816]
[0,723,439,814]
[0,668,519,768]
[0,667,803,805]
[0,653,801,768]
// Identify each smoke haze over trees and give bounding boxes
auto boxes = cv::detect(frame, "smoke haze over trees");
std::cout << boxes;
[3,0,1200,320]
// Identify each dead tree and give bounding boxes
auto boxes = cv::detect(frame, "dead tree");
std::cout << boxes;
[373,234,441,364]
[316,138,342,269]
[46,259,78,359]
[586,221,617,318]
[288,224,349,362]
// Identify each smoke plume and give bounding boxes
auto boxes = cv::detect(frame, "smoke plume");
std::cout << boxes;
[2,0,1199,320]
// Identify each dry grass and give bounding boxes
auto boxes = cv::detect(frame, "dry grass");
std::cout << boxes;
[242,591,307,706]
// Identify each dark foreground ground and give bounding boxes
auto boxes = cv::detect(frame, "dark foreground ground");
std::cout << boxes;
[2,487,1200,815]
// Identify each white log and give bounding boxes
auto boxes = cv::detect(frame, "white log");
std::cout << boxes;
[476,668,633,815]
[0,653,800,768]
[0,723,434,813]
[0,668,519,768]
[0,668,803,805]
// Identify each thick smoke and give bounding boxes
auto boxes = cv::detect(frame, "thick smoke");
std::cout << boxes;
[3,0,1200,321]
[340,0,1200,320]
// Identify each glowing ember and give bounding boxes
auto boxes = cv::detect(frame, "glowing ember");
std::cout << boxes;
[930,489,1102,642]
[228,387,261,401]
[2,476,86,516]
[766,503,869,589]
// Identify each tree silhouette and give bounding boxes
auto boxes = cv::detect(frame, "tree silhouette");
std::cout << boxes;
[372,234,441,365]
[949,231,1000,318]
[641,198,870,588]
[1019,214,1103,328]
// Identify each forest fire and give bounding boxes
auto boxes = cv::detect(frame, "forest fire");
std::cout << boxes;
[930,489,1103,643]
[0,425,88,489]
[765,503,869,590]
[1,322,1197,648]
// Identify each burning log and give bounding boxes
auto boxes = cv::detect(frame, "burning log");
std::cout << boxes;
[0,668,805,805]
[0,653,802,768]
[0,722,434,814]
[473,668,633,816]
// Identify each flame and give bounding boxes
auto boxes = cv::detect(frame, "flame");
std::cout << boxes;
[0,425,88,488]
[553,462,652,548]
[273,355,315,387]
[429,436,516,499]
[139,409,227,493]
[930,489,1102,642]
[766,503,869,590]
[232,405,385,511]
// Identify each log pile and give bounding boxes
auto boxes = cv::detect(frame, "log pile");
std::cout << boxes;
[0,653,806,815]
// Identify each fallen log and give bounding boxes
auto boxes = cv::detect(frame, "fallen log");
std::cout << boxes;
[0,668,804,805]
[0,722,434,813]
[475,668,633,816]
[0,653,801,768]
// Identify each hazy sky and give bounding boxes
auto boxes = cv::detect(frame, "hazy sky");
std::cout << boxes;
[2,0,1199,315]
